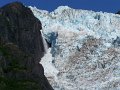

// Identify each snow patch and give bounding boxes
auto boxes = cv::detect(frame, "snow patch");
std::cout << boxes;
[40,48,59,81]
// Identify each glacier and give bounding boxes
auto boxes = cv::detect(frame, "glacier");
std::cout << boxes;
[29,6,120,90]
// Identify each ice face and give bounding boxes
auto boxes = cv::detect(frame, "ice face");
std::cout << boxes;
[30,6,120,90]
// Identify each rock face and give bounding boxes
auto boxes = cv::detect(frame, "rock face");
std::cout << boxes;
[116,11,120,15]
[0,2,53,90]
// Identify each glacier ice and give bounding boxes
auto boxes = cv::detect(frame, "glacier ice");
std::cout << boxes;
[30,6,120,90]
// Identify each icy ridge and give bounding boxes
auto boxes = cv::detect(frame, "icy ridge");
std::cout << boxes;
[30,6,120,90]
[29,6,120,40]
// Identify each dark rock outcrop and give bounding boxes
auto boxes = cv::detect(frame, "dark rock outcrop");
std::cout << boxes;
[0,2,53,90]
[116,11,120,14]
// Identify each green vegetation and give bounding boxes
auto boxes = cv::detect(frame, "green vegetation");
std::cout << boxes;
[0,44,42,90]
[0,44,27,72]
[0,77,42,90]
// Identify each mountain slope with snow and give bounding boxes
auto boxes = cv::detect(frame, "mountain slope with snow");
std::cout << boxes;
[30,6,120,90]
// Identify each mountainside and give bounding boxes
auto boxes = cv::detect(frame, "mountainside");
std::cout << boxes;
[30,6,120,90]
[0,2,53,90]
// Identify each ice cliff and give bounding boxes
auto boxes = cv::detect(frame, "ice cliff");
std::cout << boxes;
[30,6,120,90]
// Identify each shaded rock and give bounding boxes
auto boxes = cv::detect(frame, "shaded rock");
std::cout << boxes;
[116,11,120,14]
[0,2,53,90]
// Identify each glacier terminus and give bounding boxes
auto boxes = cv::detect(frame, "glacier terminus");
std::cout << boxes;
[30,6,120,90]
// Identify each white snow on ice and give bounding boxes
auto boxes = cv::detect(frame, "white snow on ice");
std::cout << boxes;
[30,6,120,90]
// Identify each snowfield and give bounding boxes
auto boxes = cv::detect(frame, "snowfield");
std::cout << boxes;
[30,6,120,90]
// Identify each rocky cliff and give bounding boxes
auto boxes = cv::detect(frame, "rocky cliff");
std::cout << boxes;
[0,2,53,90]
